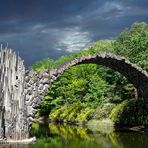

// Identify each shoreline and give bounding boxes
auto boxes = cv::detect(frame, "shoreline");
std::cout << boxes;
[34,116,148,132]
[0,137,36,144]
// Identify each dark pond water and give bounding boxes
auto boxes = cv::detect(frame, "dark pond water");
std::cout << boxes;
[30,123,148,148]
[1,123,148,148]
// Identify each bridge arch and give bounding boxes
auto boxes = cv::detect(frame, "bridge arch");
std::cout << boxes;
[25,53,148,123]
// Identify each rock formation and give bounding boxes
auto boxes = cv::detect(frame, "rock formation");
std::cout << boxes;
[0,47,28,140]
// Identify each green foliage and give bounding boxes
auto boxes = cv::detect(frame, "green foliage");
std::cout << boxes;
[113,22,148,70]
[30,52,81,72]
[92,40,114,54]
[49,101,94,123]
[36,95,63,116]
[79,39,114,55]
[93,103,115,120]
[38,64,111,121]
[110,99,148,126]
[31,58,55,72]
[101,69,135,103]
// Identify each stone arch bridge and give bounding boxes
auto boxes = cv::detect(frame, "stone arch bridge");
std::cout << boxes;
[0,48,148,141]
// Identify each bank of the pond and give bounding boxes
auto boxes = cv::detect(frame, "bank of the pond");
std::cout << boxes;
[0,137,36,144]
[35,116,114,126]
[34,116,148,132]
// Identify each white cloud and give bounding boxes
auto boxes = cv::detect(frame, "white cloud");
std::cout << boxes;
[102,1,123,12]
[32,24,45,30]
[56,48,62,51]
[57,28,92,52]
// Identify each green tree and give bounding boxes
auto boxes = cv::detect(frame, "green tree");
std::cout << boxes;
[113,22,148,70]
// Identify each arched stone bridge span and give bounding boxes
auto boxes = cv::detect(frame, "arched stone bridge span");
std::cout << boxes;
[25,53,148,124]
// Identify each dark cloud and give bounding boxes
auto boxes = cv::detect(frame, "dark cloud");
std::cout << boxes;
[0,0,147,68]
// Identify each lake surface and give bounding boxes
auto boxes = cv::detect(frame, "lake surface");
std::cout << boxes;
[1,123,148,148]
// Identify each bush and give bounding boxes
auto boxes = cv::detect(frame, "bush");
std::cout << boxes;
[110,99,148,126]
[49,101,94,123]
[77,108,94,122]
[93,103,115,120]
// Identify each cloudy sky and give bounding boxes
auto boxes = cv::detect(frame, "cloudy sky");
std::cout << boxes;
[0,0,147,67]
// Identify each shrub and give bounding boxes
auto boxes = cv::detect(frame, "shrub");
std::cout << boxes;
[49,101,94,123]
[93,103,115,120]
[76,108,94,122]
[110,99,148,126]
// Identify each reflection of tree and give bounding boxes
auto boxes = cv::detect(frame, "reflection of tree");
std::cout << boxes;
[109,133,123,148]
[30,123,148,148]
[30,123,51,137]
[109,132,148,148]
[49,123,92,140]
